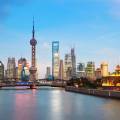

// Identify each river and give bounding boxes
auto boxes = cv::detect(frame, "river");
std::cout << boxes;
[0,87,120,120]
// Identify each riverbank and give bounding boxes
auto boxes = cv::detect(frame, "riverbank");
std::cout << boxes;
[65,86,120,99]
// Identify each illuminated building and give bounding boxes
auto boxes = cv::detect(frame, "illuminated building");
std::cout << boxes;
[85,61,95,79]
[95,68,102,79]
[101,62,108,77]
[29,19,37,82]
[0,61,4,82]
[71,48,76,78]
[52,41,60,79]
[6,57,16,80]
[102,65,120,87]
[45,67,51,79]
[59,59,64,80]
[77,63,85,78]
[64,53,72,80]
[115,65,120,74]
[18,58,30,81]
[64,48,76,80]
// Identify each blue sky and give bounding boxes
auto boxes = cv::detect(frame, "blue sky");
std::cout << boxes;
[0,0,120,78]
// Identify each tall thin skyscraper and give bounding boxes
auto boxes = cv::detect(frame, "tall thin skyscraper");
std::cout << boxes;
[71,48,76,79]
[64,53,72,80]
[45,67,51,79]
[52,41,60,80]
[59,59,64,80]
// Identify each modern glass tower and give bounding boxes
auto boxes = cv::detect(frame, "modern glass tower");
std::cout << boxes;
[52,41,60,80]
[77,63,85,78]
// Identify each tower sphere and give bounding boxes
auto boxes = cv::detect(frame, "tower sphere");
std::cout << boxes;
[30,38,37,46]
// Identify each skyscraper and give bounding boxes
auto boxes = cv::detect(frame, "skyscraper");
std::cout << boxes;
[101,62,108,77]
[0,61,4,82]
[77,63,85,78]
[64,54,72,80]
[18,58,30,81]
[52,41,60,79]
[6,57,16,80]
[59,59,64,80]
[71,48,76,78]
[45,66,51,79]
[29,18,37,82]
[85,61,95,79]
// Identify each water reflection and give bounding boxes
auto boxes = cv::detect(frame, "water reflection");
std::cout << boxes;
[50,90,62,120]
[0,87,120,120]
[14,90,37,120]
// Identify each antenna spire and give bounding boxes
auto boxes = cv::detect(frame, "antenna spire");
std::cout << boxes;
[32,17,35,38]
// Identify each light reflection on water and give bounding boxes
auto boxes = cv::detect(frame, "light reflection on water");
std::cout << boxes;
[0,87,120,120]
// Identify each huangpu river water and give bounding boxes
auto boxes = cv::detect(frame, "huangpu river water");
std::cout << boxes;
[0,87,120,120]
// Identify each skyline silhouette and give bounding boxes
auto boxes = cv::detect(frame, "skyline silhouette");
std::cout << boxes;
[0,0,120,78]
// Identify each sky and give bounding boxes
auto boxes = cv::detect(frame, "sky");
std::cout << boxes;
[0,0,120,78]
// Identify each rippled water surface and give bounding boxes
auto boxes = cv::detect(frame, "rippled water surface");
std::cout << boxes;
[0,87,120,120]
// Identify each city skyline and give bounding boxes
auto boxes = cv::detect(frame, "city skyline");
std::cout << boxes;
[1,1,120,120]
[1,0,120,78]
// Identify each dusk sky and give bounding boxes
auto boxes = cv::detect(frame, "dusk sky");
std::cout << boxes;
[0,0,120,78]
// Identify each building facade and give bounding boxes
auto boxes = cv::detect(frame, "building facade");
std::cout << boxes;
[95,68,102,79]
[64,54,72,80]
[0,61,4,82]
[45,67,51,79]
[59,59,64,80]
[85,61,95,79]
[18,58,30,81]
[101,62,109,77]
[52,41,60,79]
[6,57,16,80]
[77,63,85,78]
[71,48,76,79]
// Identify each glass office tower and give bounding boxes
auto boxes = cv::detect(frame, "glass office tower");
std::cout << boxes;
[52,41,60,80]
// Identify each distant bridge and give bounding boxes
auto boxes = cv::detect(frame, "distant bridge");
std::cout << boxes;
[0,80,67,89]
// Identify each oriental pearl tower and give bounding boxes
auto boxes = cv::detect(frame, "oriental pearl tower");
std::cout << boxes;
[29,18,37,89]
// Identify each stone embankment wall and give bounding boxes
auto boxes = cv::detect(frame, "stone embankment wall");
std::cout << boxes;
[65,86,120,99]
